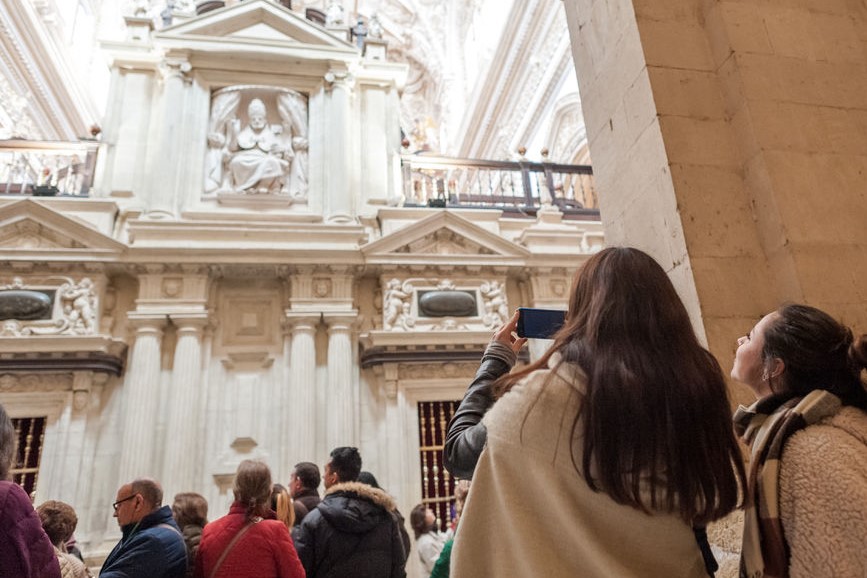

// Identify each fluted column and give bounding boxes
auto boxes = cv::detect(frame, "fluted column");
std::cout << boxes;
[161,314,208,499]
[118,314,166,483]
[285,312,319,468]
[324,313,358,450]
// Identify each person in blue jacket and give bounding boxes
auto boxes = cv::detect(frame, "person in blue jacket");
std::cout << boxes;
[100,478,187,578]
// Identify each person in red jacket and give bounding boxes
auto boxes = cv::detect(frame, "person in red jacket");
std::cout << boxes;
[194,459,304,578]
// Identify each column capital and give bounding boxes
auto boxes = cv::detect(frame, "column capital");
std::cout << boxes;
[127,313,168,334]
[323,311,359,333]
[169,312,210,334]
[283,311,321,334]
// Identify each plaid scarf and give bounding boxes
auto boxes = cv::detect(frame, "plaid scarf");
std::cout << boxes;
[732,389,841,578]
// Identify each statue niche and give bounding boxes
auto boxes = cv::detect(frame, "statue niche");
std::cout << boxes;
[205,86,309,198]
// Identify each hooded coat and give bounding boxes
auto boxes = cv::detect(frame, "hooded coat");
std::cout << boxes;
[294,481,407,578]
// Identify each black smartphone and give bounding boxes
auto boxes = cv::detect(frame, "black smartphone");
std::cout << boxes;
[516,307,566,339]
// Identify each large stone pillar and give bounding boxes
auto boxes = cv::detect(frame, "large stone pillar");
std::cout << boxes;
[323,313,358,449]
[562,0,867,405]
[285,312,319,468]
[161,314,208,499]
[118,314,166,483]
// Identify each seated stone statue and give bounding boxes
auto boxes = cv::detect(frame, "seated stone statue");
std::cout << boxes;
[225,98,292,194]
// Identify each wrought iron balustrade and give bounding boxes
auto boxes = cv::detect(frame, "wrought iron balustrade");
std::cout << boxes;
[401,154,598,217]
[0,139,98,197]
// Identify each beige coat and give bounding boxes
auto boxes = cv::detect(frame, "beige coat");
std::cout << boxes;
[780,406,867,578]
[451,360,707,578]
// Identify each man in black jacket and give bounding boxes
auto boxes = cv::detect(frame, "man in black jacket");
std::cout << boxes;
[294,447,407,578]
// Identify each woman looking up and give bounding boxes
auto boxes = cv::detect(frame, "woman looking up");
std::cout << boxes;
[731,304,867,578]
[444,247,746,578]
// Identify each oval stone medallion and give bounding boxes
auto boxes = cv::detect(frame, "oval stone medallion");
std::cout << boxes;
[0,290,53,321]
[418,290,477,317]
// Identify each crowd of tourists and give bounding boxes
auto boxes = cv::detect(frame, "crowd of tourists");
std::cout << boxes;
[2,246,866,578]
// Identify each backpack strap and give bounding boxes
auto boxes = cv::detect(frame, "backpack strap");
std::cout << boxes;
[693,525,718,577]
[208,517,262,578]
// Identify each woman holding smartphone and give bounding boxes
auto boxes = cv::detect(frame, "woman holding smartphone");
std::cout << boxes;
[444,247,746,577]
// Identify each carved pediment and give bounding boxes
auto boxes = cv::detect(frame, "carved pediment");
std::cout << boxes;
[157,0,356,52]
[0,199,125,257]
[362,211,530,265]
[394,229,495,256]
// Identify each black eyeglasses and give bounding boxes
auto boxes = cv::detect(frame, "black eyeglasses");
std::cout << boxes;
[112,494,138,511]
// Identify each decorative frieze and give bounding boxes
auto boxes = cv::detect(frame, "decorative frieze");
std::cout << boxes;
[0,372,72,392]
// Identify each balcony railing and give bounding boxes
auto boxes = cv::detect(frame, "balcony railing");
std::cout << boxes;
[401,155,598,218]
[0,139,98,197]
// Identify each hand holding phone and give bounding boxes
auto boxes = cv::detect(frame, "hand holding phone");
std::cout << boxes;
[492,310,527,353]
[516,307,566,339]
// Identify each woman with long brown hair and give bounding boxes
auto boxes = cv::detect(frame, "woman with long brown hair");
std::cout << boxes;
[194,460,304,578]
[444,247,746,577]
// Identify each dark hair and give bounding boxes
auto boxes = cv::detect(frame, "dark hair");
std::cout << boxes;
[293,462,321,491]
[233,460,272,521]
[409,503,433,539]
[172,492,208,529]
[495,247,746,525]
[328,447,361,483]
[762,304,867,409]
[357,471,380,489]
[36,500,78,546]
[130,478,163,510]
[0,404,14,480]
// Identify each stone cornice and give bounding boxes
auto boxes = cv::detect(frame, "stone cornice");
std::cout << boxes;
[0,335,127,375]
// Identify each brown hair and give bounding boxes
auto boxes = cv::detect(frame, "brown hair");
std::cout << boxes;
[496,247,746,525]
[233,460,272,521]
[36,500,78,546]
[409,503,433,539]
[172,492,208,529]
[762,303,867,409]
[270,484,295,529]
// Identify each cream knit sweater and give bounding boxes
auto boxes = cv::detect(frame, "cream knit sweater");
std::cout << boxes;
[450,360,707,578]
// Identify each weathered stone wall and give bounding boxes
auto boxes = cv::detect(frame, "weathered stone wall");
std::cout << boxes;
[563,0,867,405]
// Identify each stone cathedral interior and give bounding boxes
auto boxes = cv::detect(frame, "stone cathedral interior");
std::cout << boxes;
[2,0,866,576]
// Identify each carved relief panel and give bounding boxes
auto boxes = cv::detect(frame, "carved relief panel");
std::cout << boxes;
[378,275,509,331]
[205,85,309,201]
[0,276,101,337]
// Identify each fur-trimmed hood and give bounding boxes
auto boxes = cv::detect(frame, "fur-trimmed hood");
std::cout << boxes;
[317,482,398,535]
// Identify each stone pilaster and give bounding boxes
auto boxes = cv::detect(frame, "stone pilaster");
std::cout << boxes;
[118,314,166,484]
[324,313,358,449]
[285,312,320,467]
[323,69,355,222]
[161,313,209,499]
